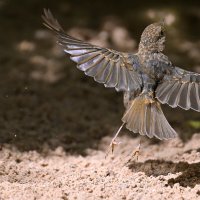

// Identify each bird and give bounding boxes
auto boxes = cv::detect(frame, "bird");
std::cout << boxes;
[42,9,200,154]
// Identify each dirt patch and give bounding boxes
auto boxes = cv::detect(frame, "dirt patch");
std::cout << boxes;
[1,136,200,199]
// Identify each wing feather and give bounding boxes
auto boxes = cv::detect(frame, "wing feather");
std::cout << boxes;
[156,66,200,112]
[42,9,142,92]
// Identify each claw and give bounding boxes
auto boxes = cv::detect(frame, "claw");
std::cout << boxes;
[105,139,122,158]
[131,143,141,161]
[105,122,125,158]
[124,138,142,165]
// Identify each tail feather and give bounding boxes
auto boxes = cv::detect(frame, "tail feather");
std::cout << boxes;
[122,95,177,140]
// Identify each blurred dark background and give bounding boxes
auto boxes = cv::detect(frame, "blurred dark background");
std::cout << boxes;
[0,0,200,154]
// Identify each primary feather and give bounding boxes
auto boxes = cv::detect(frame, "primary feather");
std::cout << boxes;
[42,9,142,92]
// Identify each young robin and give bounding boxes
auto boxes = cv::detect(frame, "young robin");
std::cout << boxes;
[42,9,200,154]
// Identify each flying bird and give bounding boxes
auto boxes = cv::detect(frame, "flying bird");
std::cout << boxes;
[42,9,200,153]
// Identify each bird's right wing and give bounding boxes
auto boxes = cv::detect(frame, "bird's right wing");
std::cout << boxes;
[156,66,200,111]
[42,9,142,92]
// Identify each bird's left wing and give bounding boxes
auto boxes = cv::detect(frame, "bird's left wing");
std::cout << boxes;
[42,9,142,92]
[156,66,200,111]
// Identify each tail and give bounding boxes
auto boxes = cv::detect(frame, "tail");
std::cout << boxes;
[122,94,177,140]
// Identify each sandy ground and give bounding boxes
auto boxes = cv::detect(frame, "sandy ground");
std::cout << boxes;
[0,0,200,199]
[1,135,200,200]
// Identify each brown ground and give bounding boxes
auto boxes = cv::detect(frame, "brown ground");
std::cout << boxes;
[0,0,200,199]
[1,135,200,200]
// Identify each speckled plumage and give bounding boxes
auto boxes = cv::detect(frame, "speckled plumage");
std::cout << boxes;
[42,9,200,140]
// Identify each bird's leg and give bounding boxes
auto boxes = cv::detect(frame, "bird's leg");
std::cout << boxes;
[105,122,125,158]
[131,138,141,161]
[125,137,142,164]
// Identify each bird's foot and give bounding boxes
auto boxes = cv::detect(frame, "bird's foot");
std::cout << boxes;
[105,138,122,158]
[124,140,141,165]
[130,143,141,161]
[105,122,125,158]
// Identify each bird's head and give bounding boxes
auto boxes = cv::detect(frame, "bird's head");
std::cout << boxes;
[139,21,166,54]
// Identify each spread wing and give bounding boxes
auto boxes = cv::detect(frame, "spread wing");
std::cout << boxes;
[156,66,200,111]
[42,9,142,92]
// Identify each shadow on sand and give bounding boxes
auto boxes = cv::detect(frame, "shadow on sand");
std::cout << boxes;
[127,159,200,188]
